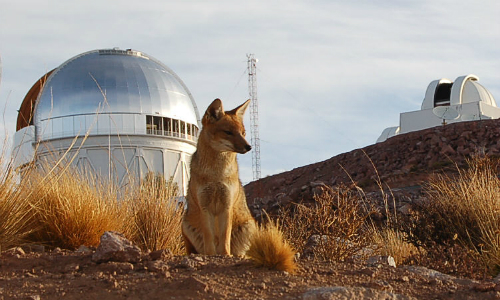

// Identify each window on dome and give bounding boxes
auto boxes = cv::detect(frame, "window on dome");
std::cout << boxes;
[434,83,452,107]
[146,115,198,141]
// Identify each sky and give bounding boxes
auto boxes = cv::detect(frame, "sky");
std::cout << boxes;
[1,0,499,183]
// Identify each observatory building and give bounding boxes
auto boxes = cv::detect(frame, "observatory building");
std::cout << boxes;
[12,48,200,195]
[377,74,500,143]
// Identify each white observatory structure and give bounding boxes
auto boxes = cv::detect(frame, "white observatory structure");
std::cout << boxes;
[12,48,200,195]
[377,74,500,143]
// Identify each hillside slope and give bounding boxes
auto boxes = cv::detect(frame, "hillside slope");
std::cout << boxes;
[245,118,500,212]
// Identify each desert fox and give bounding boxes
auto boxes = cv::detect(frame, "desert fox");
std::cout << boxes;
[182,99,296,273]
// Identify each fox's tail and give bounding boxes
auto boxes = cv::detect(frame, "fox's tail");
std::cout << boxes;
[246,220,297,274]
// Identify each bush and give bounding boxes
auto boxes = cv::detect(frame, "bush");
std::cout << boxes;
[123,172,184,254]
[398,155,500,275]
[24,165,123,249]
[371,227,421,265]
[0,155,34,250]
[281,185,373,261]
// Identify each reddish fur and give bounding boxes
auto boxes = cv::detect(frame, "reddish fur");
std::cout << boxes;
[182,98,296,273]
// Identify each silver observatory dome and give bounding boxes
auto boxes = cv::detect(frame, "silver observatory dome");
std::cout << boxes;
[34,48,200,140]
[14,48,200,195]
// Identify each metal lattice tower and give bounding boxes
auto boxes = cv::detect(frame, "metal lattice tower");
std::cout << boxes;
[247,54,261,181]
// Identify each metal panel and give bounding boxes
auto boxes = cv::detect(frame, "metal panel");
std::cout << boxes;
[34,50,200,132]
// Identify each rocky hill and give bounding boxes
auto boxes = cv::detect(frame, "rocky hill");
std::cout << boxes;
[245,118,500,213]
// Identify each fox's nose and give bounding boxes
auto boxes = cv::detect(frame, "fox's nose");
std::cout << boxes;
[245,144,252,152]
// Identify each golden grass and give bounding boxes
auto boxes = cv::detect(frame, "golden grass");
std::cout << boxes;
[424,155,500,273]
[0,154,34,250]
[247,219,297,274]
[0,152,185,253]
[24,165,123,249]
[123,172,184,254]
[371,228,421,265]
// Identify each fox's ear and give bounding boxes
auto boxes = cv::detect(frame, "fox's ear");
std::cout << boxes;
[231,99,251,119]
[203,98,225,125]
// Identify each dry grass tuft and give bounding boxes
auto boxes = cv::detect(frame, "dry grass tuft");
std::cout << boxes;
[0,155,34,250]
[423,155,500,273]
[247,219,297,274]
[371,228,421,265]
[123,172,184,254]
[281,185,373,261]
[393,154,500,275]
[25,165,123,250]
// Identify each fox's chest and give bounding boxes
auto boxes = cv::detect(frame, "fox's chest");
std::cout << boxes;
[198,181,239,214]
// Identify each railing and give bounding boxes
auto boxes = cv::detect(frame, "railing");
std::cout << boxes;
[146,129,197,141]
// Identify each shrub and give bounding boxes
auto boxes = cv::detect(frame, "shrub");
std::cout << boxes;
[123,172,184,254]
[398,155,500,274]
[0,156,34,250]
[25,165,123,249]
[281,185,373,261]
[371,227,421,265]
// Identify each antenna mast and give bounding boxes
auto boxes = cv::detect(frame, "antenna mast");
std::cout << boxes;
[247,54,261,181]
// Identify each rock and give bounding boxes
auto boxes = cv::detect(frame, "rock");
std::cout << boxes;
[177,257,199,270]
[62,263,80,273]
[76,245,92,254]
[97,261,134,274]
[472,282,496,292]
[146,260,170,273]
[21,244,45,253]
[302,286,417,300]
[92,231,141,263]
[397,203,412,215]
[302,235,329,259]
[367,255,396,268]
[181,276,208,292]
[149,249,172,261]
[403,265,478,286]
[2,247,25,257]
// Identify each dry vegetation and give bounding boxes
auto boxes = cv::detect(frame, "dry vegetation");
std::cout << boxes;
[0,144,184,254]
[2,136,500,280]
[125,173,184,254]
[280,185,373,262]
[395,155,500,277]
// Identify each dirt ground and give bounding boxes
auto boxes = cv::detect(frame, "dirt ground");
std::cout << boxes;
[1,248,500,300]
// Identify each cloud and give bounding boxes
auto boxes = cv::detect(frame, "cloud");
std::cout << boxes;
[1,0,500,182]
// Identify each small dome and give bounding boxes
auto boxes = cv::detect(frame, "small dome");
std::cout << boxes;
[34,49,200,126]
[461,79,496,106]
[421,74,497,109]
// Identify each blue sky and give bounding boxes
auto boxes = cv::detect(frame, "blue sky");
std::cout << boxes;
[1,0,499,183]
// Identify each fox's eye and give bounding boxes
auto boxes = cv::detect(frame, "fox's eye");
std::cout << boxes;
[224,130,233,136]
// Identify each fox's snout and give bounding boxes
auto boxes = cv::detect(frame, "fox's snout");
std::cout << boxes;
[238,143,252,154]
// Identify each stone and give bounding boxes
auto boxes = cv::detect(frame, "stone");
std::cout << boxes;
[92,231,142,263]
[2,247,25,257]
[76,245,92,254]
[397,203,412,215]
[21,244,45,253]
[403,265,478,286]
[149,249,172,261]
[302,235,330,259]
[302,286,417,300]
[97,261,134,274]
[367,255,396,268]
[146,260,170,273]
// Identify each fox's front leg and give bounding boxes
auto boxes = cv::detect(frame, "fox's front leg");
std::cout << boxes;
[216,209,233,255]
[200,209,216,255]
